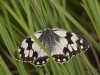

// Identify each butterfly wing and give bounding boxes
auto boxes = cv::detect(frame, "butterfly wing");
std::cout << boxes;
[14,28,89,66]
[14,31,49,66]
[51,28,89,63]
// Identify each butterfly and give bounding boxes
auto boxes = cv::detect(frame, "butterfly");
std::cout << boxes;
[14,28,89,66]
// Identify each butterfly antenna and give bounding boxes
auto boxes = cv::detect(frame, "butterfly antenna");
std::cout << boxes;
[45,14,54,28]
[36,13,53,29]
[36,14,46,27]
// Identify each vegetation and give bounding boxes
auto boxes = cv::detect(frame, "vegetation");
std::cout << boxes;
[0,0,100,75]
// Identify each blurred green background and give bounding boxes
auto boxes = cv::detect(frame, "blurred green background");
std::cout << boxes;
[0,0,100,75]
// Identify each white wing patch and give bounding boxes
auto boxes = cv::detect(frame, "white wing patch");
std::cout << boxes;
[51,38,68,55]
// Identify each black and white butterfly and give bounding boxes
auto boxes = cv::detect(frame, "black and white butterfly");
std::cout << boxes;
[14,28,89,66]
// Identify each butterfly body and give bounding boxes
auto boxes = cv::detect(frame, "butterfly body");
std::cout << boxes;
[14,28,89,66]
[39,28,60,52]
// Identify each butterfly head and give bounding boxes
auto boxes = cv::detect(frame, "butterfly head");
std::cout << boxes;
[44,27,50,31]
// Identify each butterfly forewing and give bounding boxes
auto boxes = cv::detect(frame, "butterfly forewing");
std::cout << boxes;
[14,28,89,66]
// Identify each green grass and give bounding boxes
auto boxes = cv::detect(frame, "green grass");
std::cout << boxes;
[0,0,100,75]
